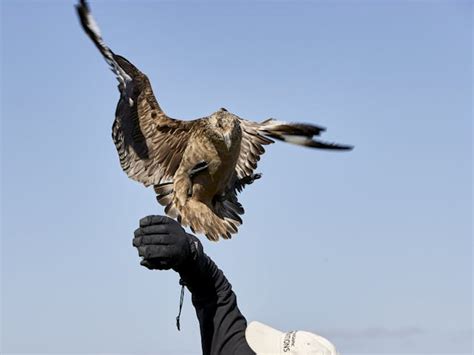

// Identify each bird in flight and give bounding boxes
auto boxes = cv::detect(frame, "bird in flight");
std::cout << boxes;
[76,0,353,241]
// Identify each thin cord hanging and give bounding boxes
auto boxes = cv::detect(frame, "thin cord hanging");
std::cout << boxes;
[176,279,185,331]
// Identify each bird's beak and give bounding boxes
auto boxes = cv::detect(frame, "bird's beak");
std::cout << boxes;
[223,132,232,149]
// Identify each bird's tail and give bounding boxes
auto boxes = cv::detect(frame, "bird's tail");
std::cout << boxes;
[258,118,353,150]
[155,182,241,241]
[180,199,240,242]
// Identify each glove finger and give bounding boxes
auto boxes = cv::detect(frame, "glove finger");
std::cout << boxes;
[134,227,144,238]
[139,215,172,228]
[155,259,173,270]
[141,224,172,235]
[140,259,154,270]
[142,257,173,270]
[141,234,175,245]
[132,236,142,248]
[142,245,174,259]
[139,215,154,227]
[137,246,148,257]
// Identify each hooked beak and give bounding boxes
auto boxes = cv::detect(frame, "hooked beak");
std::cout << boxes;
[223,132,232,149]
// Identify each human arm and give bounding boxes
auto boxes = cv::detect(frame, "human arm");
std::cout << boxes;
[133,215,255,355]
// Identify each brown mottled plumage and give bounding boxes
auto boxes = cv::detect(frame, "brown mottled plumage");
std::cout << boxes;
[76,0,353,241]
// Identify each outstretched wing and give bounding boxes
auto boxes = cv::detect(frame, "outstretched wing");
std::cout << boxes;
[235,118,353,179]
[76,0,193,186]
[211,117,352,236]
[111,56,194,186]
[234,119,274,179]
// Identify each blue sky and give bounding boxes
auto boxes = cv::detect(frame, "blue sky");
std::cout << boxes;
[1,0,472,354]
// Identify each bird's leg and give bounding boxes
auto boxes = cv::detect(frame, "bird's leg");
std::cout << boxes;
[214,192,226,203]
[173,172,192,207]
[187,160,209,196]
[216,173,263,202]
[188,160,209,178]
[239,173,262,186]
[233,173,262,193]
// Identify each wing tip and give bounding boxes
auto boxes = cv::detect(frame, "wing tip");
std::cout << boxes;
[75,0,103,41]
[307,139,354,150]
[75,0,89,22]
[75,0,88,10]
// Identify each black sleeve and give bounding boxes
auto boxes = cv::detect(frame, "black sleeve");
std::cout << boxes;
[178,236,255,355]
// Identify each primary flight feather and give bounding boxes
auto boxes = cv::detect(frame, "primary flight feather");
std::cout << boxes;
[76,0,353,241]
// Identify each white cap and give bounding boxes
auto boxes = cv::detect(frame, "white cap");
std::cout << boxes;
[245,321,338,355]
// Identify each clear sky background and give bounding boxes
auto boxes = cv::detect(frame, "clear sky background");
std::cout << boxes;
[1,0,472,354]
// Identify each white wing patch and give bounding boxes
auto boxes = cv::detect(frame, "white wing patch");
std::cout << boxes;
[85,10,101,37]
[281,135,309,145]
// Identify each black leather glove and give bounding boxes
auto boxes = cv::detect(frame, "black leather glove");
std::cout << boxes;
[133,215,201,271]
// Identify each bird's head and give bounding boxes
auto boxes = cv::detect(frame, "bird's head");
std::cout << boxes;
[209,108,241,149]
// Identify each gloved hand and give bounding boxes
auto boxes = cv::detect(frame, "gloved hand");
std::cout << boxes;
[133,215,202,271]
